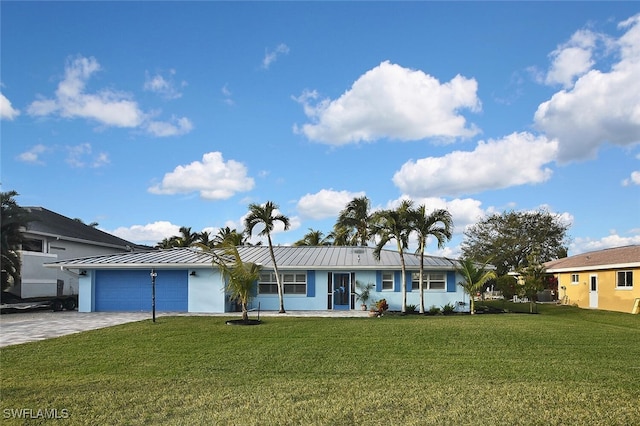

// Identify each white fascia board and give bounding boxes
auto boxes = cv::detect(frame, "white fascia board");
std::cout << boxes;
[546,262,640,273]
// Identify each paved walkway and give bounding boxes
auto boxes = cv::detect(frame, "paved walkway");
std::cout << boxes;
[0,310,370,348]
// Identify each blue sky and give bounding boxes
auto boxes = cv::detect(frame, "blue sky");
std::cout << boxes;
[2,1,639,256]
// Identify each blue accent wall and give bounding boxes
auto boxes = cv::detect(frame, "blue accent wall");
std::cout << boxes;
[95,269,188,312]
[307,270,315,297]
[394,271,401,292]
[447,271,456,292]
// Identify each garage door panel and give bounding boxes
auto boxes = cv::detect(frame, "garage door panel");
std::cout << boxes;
[95,270,187,312]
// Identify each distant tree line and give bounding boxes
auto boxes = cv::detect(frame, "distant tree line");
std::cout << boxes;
[2,189,570,311]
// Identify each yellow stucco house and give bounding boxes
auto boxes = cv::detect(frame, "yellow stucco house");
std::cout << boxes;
[545,245,640,314]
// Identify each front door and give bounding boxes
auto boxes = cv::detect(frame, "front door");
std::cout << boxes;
[332,273,351,310]
[589,275,598,309]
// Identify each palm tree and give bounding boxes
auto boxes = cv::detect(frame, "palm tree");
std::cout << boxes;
[336,196,373,246]
[244,201,290,313]
[213,227,249,247]
[327,224,353,246]
[294,228,331,246]
[211,240,261,322]
[371,199,414,313]
[196,231,214,248]
[456,257,496,314]
[412,205,453,313]
[176,226,198,247]
[1,191,29,291]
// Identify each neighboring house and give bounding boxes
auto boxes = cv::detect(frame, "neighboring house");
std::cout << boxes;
[11,207,146,299]
[545,245,640,314]
[45,246,470,313]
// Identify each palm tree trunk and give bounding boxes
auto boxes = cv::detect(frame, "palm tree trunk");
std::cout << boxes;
[399,248,407,313]
[242,303,248,322]
[267,235,285,313]
[419,250,425,314]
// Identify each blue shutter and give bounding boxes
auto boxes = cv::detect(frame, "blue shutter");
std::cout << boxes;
[376,271,382,292]
[394,271,401,292]
[447,271,456,292]
[306,270,315,297]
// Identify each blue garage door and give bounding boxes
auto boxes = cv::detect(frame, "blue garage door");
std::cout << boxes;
[95,270,188,312]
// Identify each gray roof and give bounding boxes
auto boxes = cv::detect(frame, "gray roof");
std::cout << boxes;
[23,207,147,250]
[545,245,640,272]
[44,246,459,270]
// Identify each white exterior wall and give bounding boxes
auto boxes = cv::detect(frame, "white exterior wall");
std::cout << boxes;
[15,235,131,299]
[188,268,226,313]
[78,273,94,312]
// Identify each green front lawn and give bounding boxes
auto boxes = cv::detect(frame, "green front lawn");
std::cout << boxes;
[1,306,639,425]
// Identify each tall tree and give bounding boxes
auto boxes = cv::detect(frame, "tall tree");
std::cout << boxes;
[371,199,414,313]
[336,196,373,246]
[411,205,453,313]
[456,257,497,314]
[1,191,30,291]
[294,228,331,246]
[328,224,353,246]
[461,209,569,276]
[213,227,249,247]
[518,250,547,313]
[244,201,290,313]
[176,226,198,247]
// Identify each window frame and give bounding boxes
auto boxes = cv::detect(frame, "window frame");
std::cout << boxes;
[570,274,579,285]
[616,270,633,289]
[258,271,307,295]
[410,272,445,291]
[381,272,394,291]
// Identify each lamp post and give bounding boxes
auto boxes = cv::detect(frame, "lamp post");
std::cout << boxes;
[150,268,157,323]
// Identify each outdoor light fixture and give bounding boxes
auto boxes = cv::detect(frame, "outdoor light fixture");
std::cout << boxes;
[190,271,197,276]
[79,270,87,276]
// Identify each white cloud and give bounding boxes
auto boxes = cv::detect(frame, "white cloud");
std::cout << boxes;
[535,14,640,163]
[294,61,481,145]
[262,43,290,69]
[65,143,110,168]
[297,189,366,220]
[143,69,185,99]
[571,232,640,255]
[108,221,181,245]
[0,92,20,120]
[545,29,599,88]
[148,151,255,200]
[393,132,558,197]
[27,55,192,137]
[622,170,640,186]
[145,115,193,137]
[18,144,49,164]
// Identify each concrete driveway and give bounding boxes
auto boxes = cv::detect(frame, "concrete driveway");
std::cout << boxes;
[0,311,158,347]
[0,309,369,347]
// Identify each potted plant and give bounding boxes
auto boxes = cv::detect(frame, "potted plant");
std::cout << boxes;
[370,298,389,317]
[355,281,375,311]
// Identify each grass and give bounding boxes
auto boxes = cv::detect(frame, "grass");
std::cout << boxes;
[1,305,639,425]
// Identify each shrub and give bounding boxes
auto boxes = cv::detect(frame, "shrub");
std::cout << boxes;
[406,304,417,313]
[442,303,456,315]
[427,305,441,315]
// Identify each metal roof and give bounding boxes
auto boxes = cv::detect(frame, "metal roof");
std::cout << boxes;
[44,246,460,270]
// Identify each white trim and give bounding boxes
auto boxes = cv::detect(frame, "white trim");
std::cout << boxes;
[547,262,640,273]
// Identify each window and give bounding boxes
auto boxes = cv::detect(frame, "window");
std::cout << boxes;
[382,272,394,290]
[258,272,307,295]
[571,274,579,284]
[411,272,445,290]
[617,271,633,288]
[21,238,44,252]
